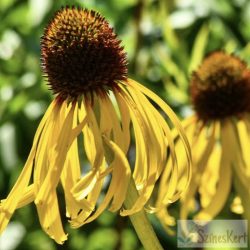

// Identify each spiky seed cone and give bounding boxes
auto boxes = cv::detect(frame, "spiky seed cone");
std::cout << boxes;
[41,6,128,100]
[191,51,250,121]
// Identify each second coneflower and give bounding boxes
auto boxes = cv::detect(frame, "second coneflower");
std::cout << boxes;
[158,51,250,230]
[0,6,191,244]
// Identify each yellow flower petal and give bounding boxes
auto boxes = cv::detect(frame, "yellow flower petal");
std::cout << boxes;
[0,101,55,234]
[198,144,221,208]
[36,190,68,244]
[236,118,250,177]
[231,196,244,214]
[194,121,232,220]
[180,122,218,220]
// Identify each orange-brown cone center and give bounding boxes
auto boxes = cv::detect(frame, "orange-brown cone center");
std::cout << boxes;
[41,6,128,100]
[191,51,250,121]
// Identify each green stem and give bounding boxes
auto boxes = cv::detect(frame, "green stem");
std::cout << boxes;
[124,180,164,250]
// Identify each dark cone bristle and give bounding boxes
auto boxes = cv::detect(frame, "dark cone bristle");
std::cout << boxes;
[191,51,250,121]
[41,6,128,100]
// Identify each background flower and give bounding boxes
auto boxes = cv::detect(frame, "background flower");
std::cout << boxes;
[157,52,250,238]
[183,51,250,221]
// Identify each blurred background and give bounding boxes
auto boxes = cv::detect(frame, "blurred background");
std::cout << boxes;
[1,0,250,249]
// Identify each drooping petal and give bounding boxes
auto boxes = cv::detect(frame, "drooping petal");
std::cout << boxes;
[71,101,105,201]
[0,101,56,234]
[194,120,232,220]
[35,102,75,203]
[231,196,244,214]
[156,119,197,213]
[114,89,131,153]
[34,102,69,242]
[70,97,131,227]
[70,100,106,227]
[231,120,250,190]
[180,122,218,220]
[36,190,68,244]
[231,118,250,218]
[78,136,131,224]
[199,143,221,208]
[34,101,86,242]
[61,137,82,219]
[128,80,192,205]
[15,184,35,209]
[98,94,128,173]
[118,85,165,215]
[236,118,250,177]
[128,79,192,175]
[118,87,148,188]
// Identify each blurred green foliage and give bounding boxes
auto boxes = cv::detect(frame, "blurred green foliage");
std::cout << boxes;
[1,0,250,249]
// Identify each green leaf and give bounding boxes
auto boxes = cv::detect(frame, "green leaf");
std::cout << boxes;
[189,24,209,73]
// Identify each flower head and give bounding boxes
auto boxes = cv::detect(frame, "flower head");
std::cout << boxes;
[191,51,250,121]
[158,51,250,228]
[0,6,191,243]
[41,7,127,100]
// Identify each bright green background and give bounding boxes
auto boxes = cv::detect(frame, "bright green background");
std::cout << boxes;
[1,0,250,249]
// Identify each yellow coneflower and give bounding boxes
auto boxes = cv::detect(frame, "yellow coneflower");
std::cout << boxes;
[0,6,191,244]
[158,51,250,229]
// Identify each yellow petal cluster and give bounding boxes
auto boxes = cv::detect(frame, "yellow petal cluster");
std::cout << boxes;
[0,79,191,243]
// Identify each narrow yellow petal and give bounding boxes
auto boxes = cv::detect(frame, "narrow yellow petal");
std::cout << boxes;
[199,143,221,208]
[236,119,250,176]
[195,165,231,220]
[128,79,192,176]
[114,88,131,153]
[100,95,127,153]
[127,79,192,209]
[61,137,82,219]
[118,87,148,187]
[36,191,67,244]
[156,122,196,209]
[0,101,56,234]
[180,122,218,220]
[118,84,167,215]
[36,102,86,205]
[104,137,131,212]
[195,121,232,220]
[231,196,244,214]
[70,100,107,226]
[74,137,131,226]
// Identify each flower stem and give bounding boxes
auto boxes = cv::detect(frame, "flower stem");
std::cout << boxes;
[124,180,164,250]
